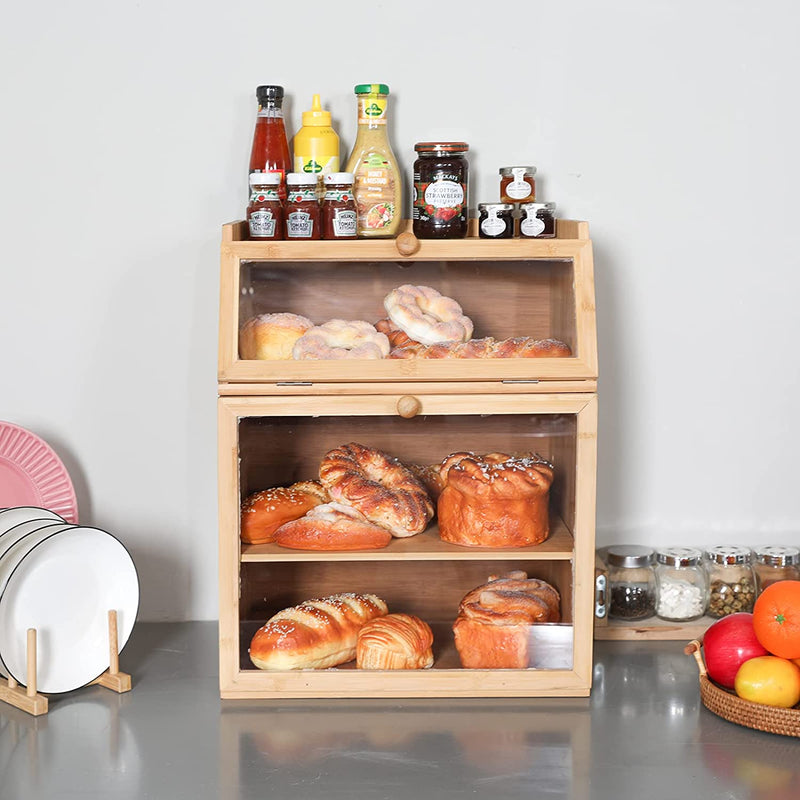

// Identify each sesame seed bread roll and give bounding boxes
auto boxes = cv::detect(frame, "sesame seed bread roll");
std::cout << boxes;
[249,593,389,671]
[240,481,329,544]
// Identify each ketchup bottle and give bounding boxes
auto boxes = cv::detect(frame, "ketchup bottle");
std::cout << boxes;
[249,85,291,200]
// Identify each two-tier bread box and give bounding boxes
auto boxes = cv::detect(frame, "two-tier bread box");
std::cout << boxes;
[218,219,598,698]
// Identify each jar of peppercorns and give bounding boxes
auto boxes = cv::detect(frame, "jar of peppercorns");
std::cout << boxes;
[705,545,756,618]
[607,545,657,621]
[754,546,800,595]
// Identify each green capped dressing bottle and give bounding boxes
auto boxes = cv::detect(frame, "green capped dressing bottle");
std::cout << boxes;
[292,94,340,199]
[345,83,402,238]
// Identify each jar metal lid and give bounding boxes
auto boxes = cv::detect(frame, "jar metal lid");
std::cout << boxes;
[755,545,800,566]
[324,172,354,184]
[415,141,469,153]
[286,173,318,186]
[705,545,753,565]
[478,203,514,212]
[499,166,537,175]
[656,546,703,567]
[606,545,655,568]
[520,202,556,212]
[249,172,281,185]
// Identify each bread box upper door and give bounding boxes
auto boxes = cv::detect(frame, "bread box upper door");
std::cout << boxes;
[218,221,597,385]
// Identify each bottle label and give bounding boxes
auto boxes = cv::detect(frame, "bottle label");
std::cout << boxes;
[249,210,276,237]
[481,209,506,237]
[353,152,396,230]
[357,96,387,125]
[250,187,280,202]
[286,211,315,238]
[520,214,546,237]
[423,180,464,209]
[323,188,353,202]
[287,188,317,203]
[295,155,339,177]
[332,209,357,237]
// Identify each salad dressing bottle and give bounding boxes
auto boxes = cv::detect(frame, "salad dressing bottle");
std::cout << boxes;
[345,83,402,238]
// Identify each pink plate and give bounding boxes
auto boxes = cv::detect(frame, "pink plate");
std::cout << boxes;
[0,422,78,524]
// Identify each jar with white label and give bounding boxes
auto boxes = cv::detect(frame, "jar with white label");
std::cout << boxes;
[499,166,536,203]
[754,546,800,594]
[705,545,756,618]
[655,547,709,621]
[519,202,556,238]
[412,142,469,239]
[478,203,514,239]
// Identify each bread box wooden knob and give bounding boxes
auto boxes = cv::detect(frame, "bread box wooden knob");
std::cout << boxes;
[395,232,420,257]
[397,395,422,418]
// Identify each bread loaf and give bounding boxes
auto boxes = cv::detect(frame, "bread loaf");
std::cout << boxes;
[249,593,389,671]
[239,313,314,360]
[356,613,434,670]
[240,481,329,544]
[274,502,393,551]
[453,572,561,669]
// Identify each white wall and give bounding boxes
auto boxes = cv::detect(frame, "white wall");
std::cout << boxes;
[1,1,798,621]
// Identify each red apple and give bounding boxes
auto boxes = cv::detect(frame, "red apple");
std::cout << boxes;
[704,612,769,689]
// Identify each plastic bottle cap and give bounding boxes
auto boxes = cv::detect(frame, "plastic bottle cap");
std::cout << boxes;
[324,172,354,184]
[256,85,284,104]
[354,83,389,95]
[249,172,281,185]
[301,94,332,127]
[286,172,318,186]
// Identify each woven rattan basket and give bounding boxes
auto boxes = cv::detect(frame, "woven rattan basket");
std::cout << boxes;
[685,639,800,737]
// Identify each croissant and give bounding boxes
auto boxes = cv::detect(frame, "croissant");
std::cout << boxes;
[374,318,418,349]
[249,593,388,670]
[437,452,554,547]
[356,613,434,670]
[389,337,571,359]
[453,571,561,669]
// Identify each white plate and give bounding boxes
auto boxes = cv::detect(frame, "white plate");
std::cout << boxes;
[0,525,139,693]
[0,519,73,563]
[0,506,64,536]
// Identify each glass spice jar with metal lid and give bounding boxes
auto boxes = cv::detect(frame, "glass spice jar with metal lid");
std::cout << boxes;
[499,166,536,203]
[606,545,657,621]
[519,202,557,238]
[412,142,469,239]
[754,545,800,594]
[655,547,709,622]
[705,545,756,618]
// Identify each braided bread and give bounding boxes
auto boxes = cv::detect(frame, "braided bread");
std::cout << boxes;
[249,593,388,670]
[453,571,561,669]
[437,451,554,547]
[389,336,571,359]
[374,318,417,349]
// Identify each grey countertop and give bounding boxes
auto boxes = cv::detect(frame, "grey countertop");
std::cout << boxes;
[1,622,799,800]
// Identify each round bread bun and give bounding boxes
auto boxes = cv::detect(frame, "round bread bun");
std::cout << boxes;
[239,312,314,360]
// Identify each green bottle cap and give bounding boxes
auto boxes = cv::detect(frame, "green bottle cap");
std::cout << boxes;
[354,83,389,96]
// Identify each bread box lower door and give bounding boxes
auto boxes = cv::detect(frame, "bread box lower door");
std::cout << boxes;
[218,393,598,698]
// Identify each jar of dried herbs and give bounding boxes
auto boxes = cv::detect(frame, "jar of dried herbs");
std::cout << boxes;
[705,545,756,618]
[607,545,657,621]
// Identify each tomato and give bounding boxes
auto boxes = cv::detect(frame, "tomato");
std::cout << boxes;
[703,612,769,689]
[753,580,800,659]
[734,655,800,707]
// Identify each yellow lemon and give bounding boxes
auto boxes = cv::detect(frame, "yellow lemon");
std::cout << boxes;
[734,655,800,708]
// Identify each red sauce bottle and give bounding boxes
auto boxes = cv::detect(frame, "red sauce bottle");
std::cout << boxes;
[249,85,291,201]
[284,173,321,239]
[247,173,283,240]
[321,172,357,239]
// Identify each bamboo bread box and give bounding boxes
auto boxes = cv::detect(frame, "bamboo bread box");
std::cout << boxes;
[217,220,599,698]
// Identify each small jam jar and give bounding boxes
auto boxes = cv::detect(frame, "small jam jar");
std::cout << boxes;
[478,203,514,239]
[284,173,321,239]
[247,172,283,240]
[754,546,800,594]
[412,142,469,239]
[321,172,357,239]
[606,545,657,621]
[705,545,756,618]
[499,166,536,203]
[655,547,709,622]
[519,202,556,238]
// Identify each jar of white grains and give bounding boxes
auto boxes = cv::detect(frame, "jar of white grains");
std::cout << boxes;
[655,547,709,621]
[705,545,756,618]
[754,545,800,595]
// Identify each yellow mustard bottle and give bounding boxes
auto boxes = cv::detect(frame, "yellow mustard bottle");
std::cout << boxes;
[345,83,402,238]
[292,94,340,198]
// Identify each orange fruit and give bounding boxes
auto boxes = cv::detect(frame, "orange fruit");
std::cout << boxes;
[734,655,800,707]
[752,580,800,659]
